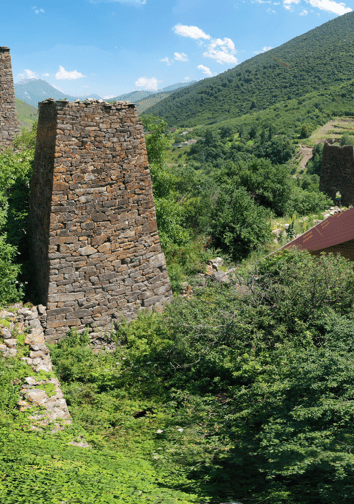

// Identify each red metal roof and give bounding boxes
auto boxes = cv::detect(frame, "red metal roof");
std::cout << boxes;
[284,208,354,252]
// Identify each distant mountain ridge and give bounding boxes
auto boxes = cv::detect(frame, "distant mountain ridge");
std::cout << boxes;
[14,79,197,110]
[110,81,196,103]
[143,11,354,127]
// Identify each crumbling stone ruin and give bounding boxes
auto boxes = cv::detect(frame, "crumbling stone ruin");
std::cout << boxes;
[0,46,20,148]
[28,98,172,343]
[320,143,354,206]
[0,305,72,432]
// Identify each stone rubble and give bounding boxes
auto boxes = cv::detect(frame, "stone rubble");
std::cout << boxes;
[0,305,72,432]
[180,257,247,300]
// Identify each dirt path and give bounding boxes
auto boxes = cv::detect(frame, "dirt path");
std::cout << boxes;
[297,145,313,171]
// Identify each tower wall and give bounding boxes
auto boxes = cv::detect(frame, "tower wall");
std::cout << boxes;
[0,47,20,148]
[320,143,354,206]
[28,98,172,342]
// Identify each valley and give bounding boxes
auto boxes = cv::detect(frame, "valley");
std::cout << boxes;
[2,10,354,504]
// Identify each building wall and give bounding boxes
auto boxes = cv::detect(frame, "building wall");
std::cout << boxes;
[310,238,354,261]
[320,143,354,206]
[0,47,20,148]
[28,99,172,343]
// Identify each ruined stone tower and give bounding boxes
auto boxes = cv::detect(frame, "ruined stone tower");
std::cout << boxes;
[320,143,354,206]
[0,47,20,147]
[28,98,172,342]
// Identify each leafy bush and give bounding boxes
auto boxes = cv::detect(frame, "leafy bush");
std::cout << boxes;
[209,185,271,260]
[0,126,36,303]
[0,235,23,303]
[307,141,323,175]
[285,185,330,215]
[340,132,354,146]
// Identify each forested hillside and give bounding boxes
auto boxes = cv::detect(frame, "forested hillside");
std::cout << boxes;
[144,11,354,127]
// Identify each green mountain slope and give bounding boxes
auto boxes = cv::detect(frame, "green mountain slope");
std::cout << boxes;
[112,82,197,110]
[144,11,354,127]
[110,90,153,102]
[136,91,172,113]
[16,98,38,129]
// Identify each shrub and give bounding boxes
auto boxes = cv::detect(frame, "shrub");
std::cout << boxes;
[209,186,271,260]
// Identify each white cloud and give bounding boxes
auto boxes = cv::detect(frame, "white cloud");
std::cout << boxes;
[32,6,45,14]
[253,45,274,54]
[160,56,173,66]
[299,8,308,14]
[174,52,189,62]
[203,38,238,65]
[18,69,38,79]
[173,24,211,40]
[197,64,213,77]
[90,0,146,4]
[305,0,352,15]
[55,66,85,80]
[283,0,300,9]
[135,76,159,90]
[42,73,50,77]
[104,94,116,99]
[173,25,237,67]
[160,57,172,65]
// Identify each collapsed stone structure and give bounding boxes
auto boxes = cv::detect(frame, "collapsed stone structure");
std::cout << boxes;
[0,305,72,431]
[320,143,354,206]
[28,98,172,343]
[0,46,20,148]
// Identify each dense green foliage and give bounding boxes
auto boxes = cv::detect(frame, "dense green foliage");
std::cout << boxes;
[144,11,354,130]
[0,339,198,504]
[0,126,36,303]
[2,251,354,503]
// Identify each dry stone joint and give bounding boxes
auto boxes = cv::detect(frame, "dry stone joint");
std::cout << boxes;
[28,99,172,342]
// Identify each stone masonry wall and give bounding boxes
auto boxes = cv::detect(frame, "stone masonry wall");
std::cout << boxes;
[0,47,20,148]
[320,143,354,206]
[28,98,172,343]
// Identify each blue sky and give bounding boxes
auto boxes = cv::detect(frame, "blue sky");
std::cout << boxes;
[2,0,353,98]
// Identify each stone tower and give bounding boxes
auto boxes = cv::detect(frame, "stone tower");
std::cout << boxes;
[320,143,354,206]
[0,47,20,148]
[28,98,172,342]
